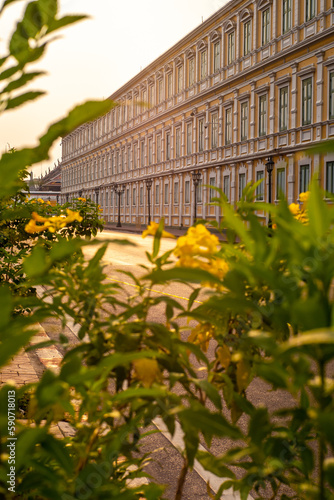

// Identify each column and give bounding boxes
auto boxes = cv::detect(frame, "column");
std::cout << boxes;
[316,50,324,141]
[287,154,295,204]
[269,72,276,149]
[291,63,298,147]
[179,173,183,227]
[202,168,208,220]
[231,164,236,207]
[215,166,221,224]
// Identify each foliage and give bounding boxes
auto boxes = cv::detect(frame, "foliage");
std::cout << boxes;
[0,1,334,500]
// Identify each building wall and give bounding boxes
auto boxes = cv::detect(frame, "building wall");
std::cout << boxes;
[61,0,334,227]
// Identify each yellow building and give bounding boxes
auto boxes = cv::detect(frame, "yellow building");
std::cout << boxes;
[61,0,334,227]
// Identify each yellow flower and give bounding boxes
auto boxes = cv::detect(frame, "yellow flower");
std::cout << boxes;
[174,225,219,259]
[77,197,86,202]
[299,191,309,203]
[37,198,45,204]
[188,323,215,352]
[25,209,83,234]
[142,220,176,239]
[25,219,49,233]
[288,203,300,216]
[133,358,160,387]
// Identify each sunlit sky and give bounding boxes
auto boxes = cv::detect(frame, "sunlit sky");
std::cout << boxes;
[0,0,229,177]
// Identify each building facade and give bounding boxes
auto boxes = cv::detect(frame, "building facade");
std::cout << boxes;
[61,0,334,227]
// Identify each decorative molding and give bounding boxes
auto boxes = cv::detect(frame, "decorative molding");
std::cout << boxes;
[254,83,270,94]
[257,0,272,11]
[209,29,221,42]
[174,55,184,67]
[274,75,291,86]
[197,39,208,51]
[240,7,253,22]
[224,20,236,33]
[185,48,195,59]
[296,65,316,77]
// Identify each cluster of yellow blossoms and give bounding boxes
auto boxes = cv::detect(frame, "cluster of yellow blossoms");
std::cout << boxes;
[25,209,83,234]
[77,197,86,202]
[173,224,228,281]
[288,191,309,223]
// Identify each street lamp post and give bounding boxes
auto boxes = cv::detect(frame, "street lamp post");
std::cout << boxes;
[265,156,274,229]
[145,178,153,224]
[112,183,125,228]
[192,170,202,223]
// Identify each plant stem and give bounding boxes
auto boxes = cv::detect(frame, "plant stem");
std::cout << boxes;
[319,359,325,500]
[175,456,188,500]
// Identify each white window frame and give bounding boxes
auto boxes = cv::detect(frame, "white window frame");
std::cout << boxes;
[279,86,289,131]
[223,174,230,201]
[225,107,232,145]
[276,167,286,199]
[301,76,313,126]
[175,128,181,158]
[185,180,190,204]
[241,101,249,141]
[243,20,251,56]
[213,41,220,73]
[227,31,235,64]
[186,123,192,155]
[211,112,219,148]
[198,118,204,152]
[200,50,207,80]
[262,8,271,46]
[259,94,268,136]
[282,0,291,34]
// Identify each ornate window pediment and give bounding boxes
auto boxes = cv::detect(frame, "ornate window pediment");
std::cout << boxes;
[210,29,221,42]
[185,48,195,59]
[156,70,163,79]
[197,39,208,51]
[164,63,172,73]
[148,76,155,85]
[174,55,184,67]
[224,20,236,33]
[257,0,272,11]
[240,8,253,22]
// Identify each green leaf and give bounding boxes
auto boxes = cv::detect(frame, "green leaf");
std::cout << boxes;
[16,428,48,470]
[41,434,73,472]
[0,64,21,82]
[180,405,242,442]
[1,71,46,94]
[4,90,45,110]
[146,266,222,286]
[192,379,222,410]
[307,178,330,239]
[111,387,167,402]
[152,219,164,259]
[37,0,57,23]
[46,14,87,34]
[23,245,50,278]
[196,450,235,479]
[0,285,12,329]
[248,407,271,445]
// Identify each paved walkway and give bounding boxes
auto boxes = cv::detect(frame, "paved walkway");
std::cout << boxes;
[104,222,227,241]
[0,323,73,437]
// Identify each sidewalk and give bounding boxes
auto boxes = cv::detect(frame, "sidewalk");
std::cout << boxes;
[104,222,226,240]
[0,323,73,438]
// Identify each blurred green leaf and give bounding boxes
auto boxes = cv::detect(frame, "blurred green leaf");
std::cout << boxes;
[196,450,235,479]
[4,90,45,110]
